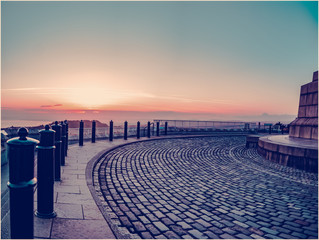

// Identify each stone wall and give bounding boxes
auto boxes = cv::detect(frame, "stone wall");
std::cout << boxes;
[257,137,318,173]
[289,71,318,140]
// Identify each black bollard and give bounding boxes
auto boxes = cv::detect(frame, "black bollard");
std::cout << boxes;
[79,120,84,146]
[124,121,128,140]
[165,122,168,135]
[156,122,160,136]
[35,125,57,219]
[52,121,62,181]
[92,120,96,143]
[61,121,66,166]
[64,120,68,156]
[147,121,151,138]
[137,121,140,139]
[269,125,272,134]
[7,128,39,239]
[109,120,113,141]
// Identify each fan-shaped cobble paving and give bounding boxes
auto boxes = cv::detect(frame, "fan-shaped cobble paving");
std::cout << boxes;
[93,136,318,239]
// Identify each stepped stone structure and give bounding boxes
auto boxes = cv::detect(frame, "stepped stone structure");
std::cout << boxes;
[258,71,318,173]
[289,71,318,139]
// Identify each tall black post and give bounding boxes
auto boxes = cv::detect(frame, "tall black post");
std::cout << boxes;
[61,121,66,166]
[269,125,272,134]
[156,122,160,136]
[124,121,128,140]
[79,120,84,146]
[7,128,39,239]
[137,121,140,139]
[109,120,113,141]
[35,125,57,219]
[147,121,151,138]
[52,121,62,181]
[64,120,68,156]
[92,120,96,143]
[258,122,261,130]
[165,122,168,135]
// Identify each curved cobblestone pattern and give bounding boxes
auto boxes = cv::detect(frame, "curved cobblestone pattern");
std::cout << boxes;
[93,136,318,239]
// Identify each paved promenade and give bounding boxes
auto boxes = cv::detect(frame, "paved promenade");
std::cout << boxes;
[1,134,318,239]
[2,138,140,239]
[92,136,318,239]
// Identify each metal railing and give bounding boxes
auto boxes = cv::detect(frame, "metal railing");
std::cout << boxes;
[2,120,286,145]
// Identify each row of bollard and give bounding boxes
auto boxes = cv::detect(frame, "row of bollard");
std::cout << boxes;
[78,120,168,146]
[7,120,69,239]
[7,119,165,238]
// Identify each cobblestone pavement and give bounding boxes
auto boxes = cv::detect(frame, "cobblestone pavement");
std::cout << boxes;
[93,136,318,239]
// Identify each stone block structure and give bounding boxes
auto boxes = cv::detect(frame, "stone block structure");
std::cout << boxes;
[289,71,318,139]
[257,71,318,172]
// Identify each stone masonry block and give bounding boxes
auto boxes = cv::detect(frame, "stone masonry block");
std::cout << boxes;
[298,106,306,118]
[299,126,312,139]
[308,118,318,126]
[278,145,289,155]
[300,84,308,94]
[312,92,318,105]
[306,93,314,105]
[312,71,318,81]
[264,141,278,152]
[289,126,297,138]
[292,147,305,157]
[292,126,300,138]
[299,94,307,106]
[313,71,318,81]
[306,105,318,118]
[311,127,318,140]
[278,145,294,156]
[307,81,318,93]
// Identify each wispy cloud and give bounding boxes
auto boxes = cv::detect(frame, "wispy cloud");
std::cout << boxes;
[40,104,63,108]
[40,105,53,108]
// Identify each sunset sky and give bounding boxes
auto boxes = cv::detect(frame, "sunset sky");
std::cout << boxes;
[1,1,318,123]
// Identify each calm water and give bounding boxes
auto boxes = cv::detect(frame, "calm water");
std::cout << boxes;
[1,120,53,128]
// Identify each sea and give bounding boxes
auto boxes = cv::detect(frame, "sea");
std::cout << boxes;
[1,110,296,129]
[1,120,53,128]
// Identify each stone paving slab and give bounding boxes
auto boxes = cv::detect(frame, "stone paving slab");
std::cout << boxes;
[32,139,135,239]
[91,136,318,239]
[50,218,115,239]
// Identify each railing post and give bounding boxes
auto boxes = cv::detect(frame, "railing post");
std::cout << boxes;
[124,121,128,140]
[52,121,62,181]
[35,125,57,219]
[79,120,84,146]
[156,122,160,136]
[147,121,151,138]
[61,121,66,166]
[109,120,113,141]
[92,120,96,143]
[7,128,39,239]
[165,122,168,135]
[137,121,140,139]
[64,120,68,156]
